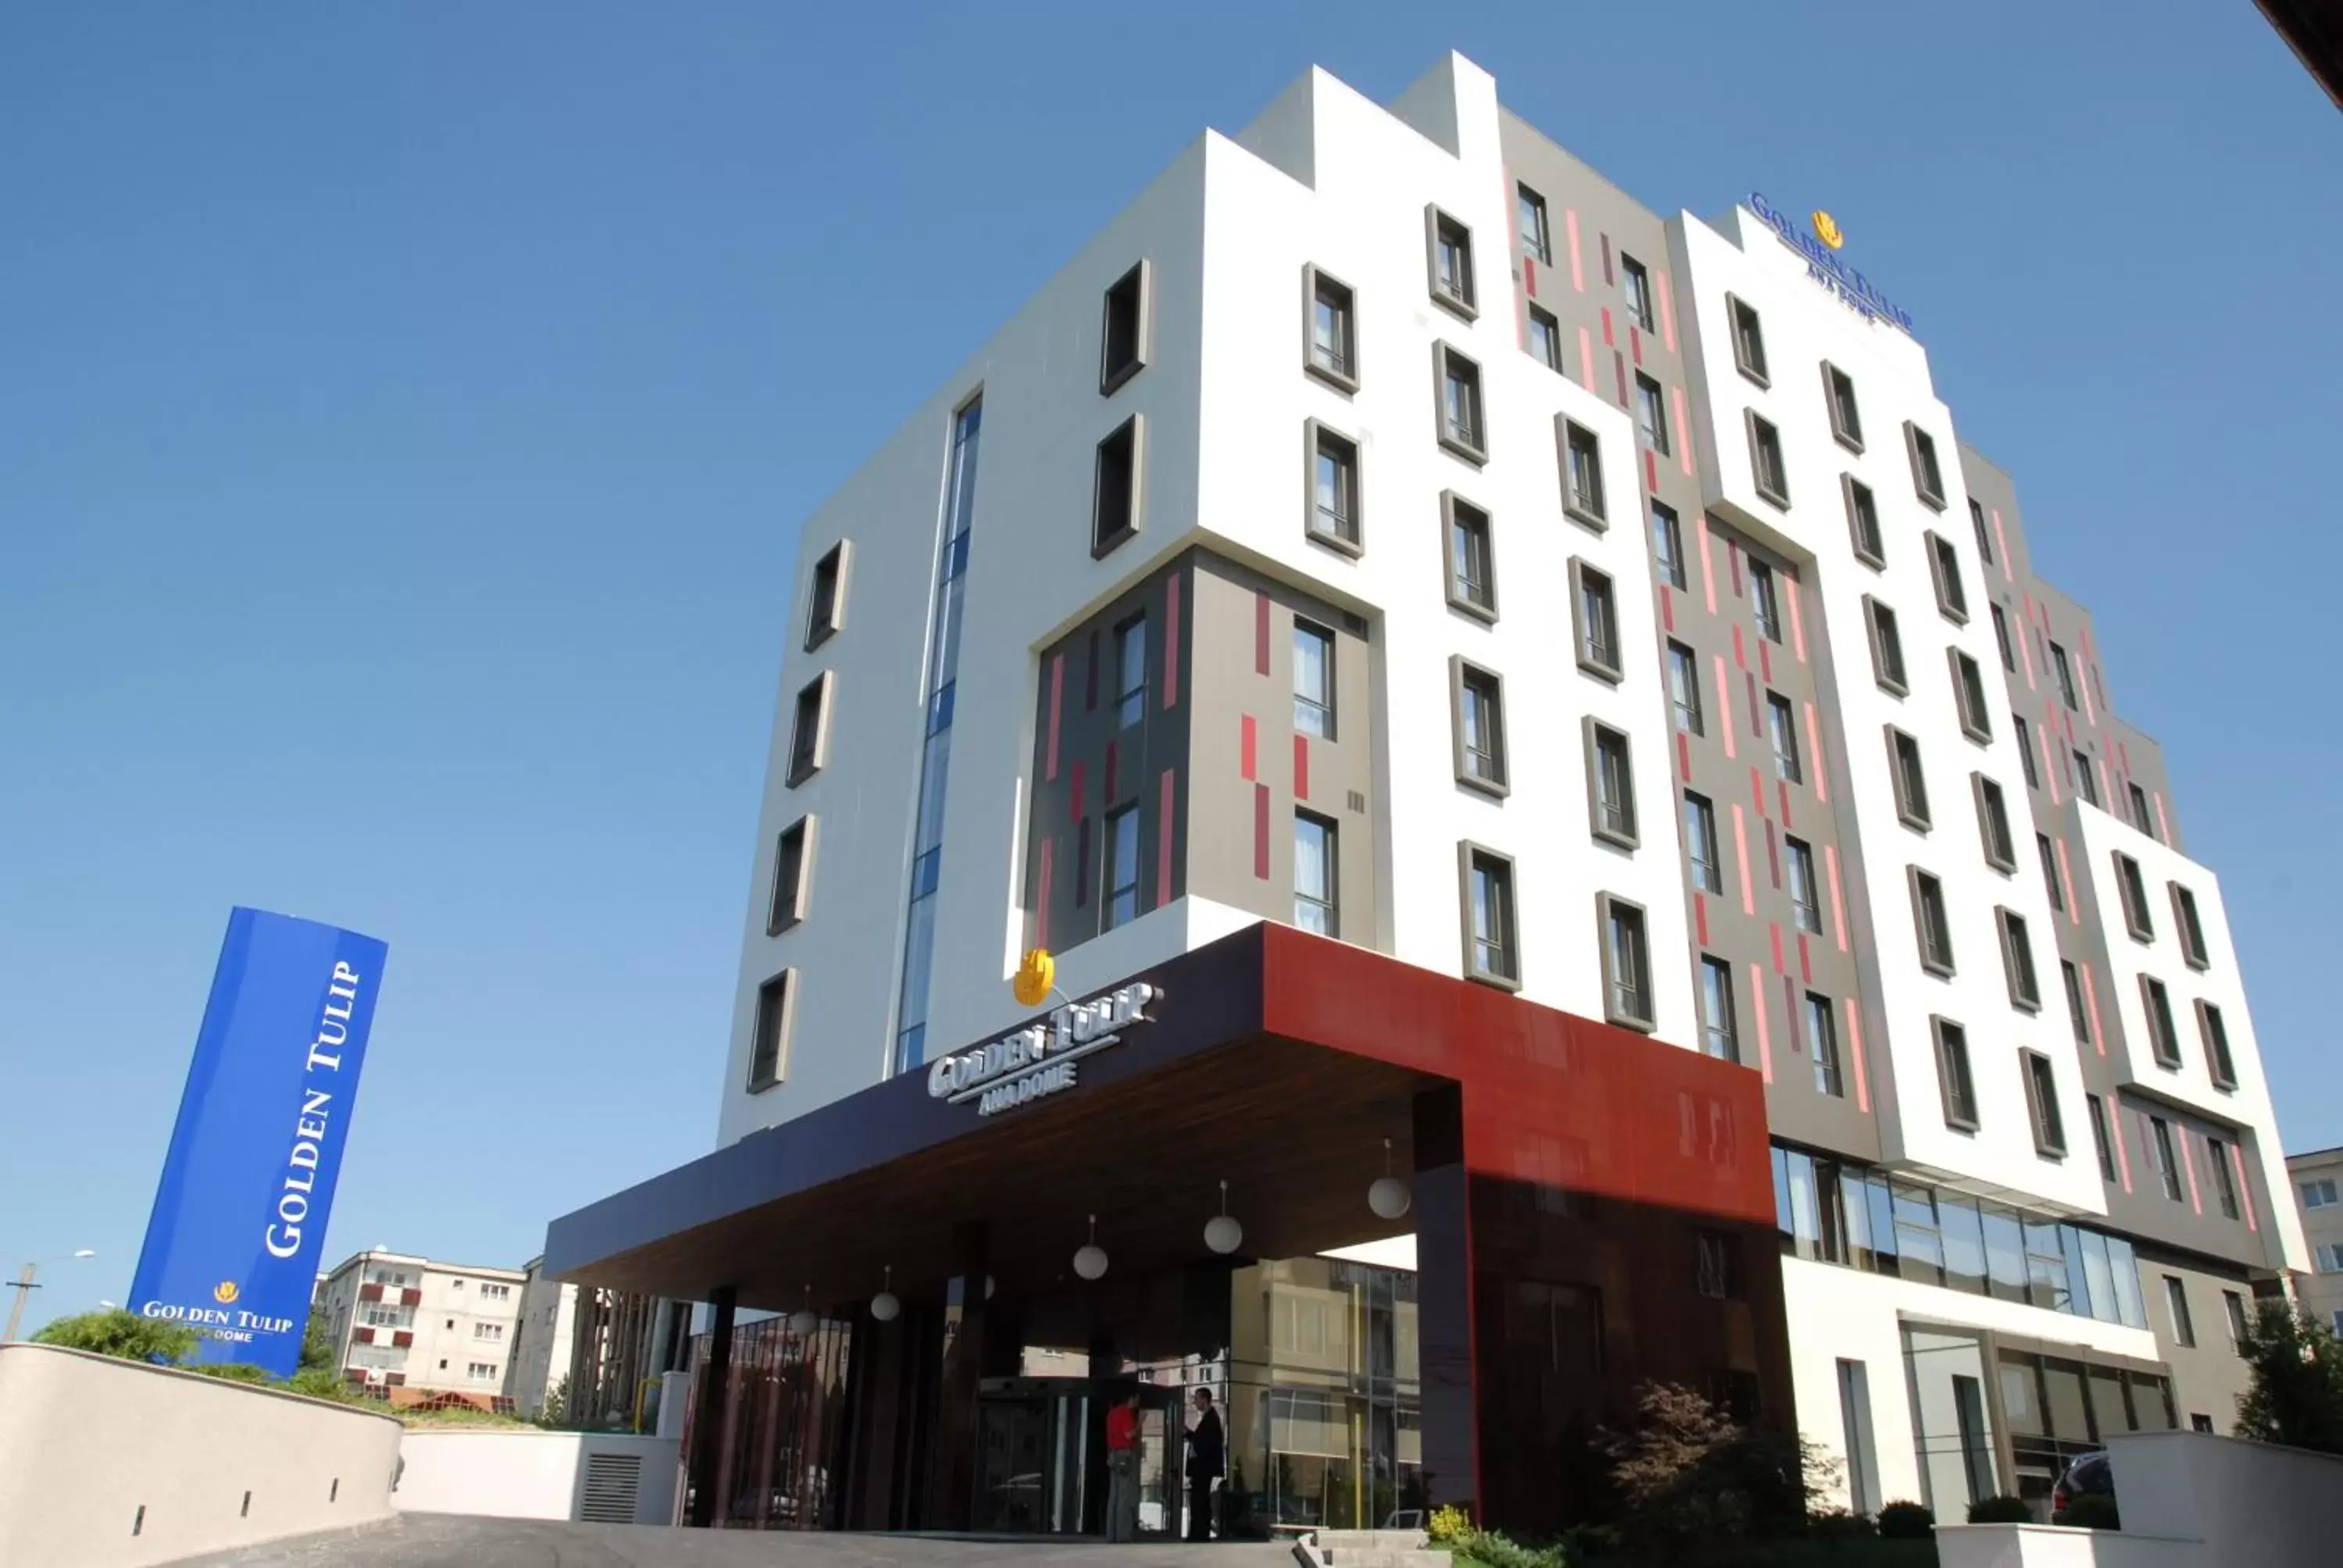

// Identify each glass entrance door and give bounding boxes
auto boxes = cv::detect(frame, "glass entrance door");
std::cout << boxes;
[973,1377,1179,1538]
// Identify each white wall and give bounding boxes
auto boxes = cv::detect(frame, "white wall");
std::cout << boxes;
[394,1430,679,1526]
[0,1342,402,1568]
[2110,1427,2343,1566]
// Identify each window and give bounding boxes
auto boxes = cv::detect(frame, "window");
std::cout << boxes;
[2163,1277,2195,1348]
[1306,420,1361,552]
[2206,1136,2241,1219]
[2140,975,2181,1067]
[1928,533,1969,622]
[2114,853,2153,940]
[2196,1001,2238,1090]
[1453,659,1508,794]
[475,1321,505,1341]
[1600,894,1654,1029]
[480,1283,509,1302]
[1461,844,1519,988]
[1845,476,1884,567]
[2062,960,2091,1048]
[1099,260,1149,394]
[1621,254,1655,330]
[1699,957,1740,1062]
[1560,419,1607,526]
[1823,362,1864,450]
[2322,1245,2343,1274]
[2306,1178,2342,1210]
[1974,775,2016,872]
[1103,805,1141,929]
[2073,747,2101,807]
[1935,1017,1978,1130]
[469,1362,497,1381]
[2129,782,2153,835]
[746,971,795,1091]
[1767,693,1801,782]
[1952,650,1992,742]
[1991,604,2014,672]
[1652,503,1687,590]
[786,673,832,786]
[2087,1096,2117,1181]
[1573,561,1621,680]
[1970,497,1994,565]
[1809,992,1844,1097]
[1749,559,1784,643]
[1635,372,1671,454]
[1787,837,1822,933]
[2224,1291,2249,1351]
[1517,184,1552,263]
[1427,206,1476,318]
[2022,1051,2067,1156]
[2148,1117,2185,1199]
[1667,640,1703,734]
[804,540,850,650]
[1115,614,1153,731]
[1838,1361,1882,1516]
[2015,715,2038,788]
[2038,834,2064,910]
[1294,812,1337,936]
[768,816,814,933]
[1696,1229,1742,1300]
[1527,305,1561,372]
[1913,869,1955,975]
[1442,492,1497,622]
[1906,422,1947,509]
[1092,415,1143,555]
[1888,727,1931,830]
[1865,597,1908,693]
[1728,294,1768,384]
[1748,412,1790,507]
[1293,621,1334,738]
[2171,885,2209,969]
[1685,793,1723,893]
[1303,265,1357,390]
[1999,908,2042,1011]
[2045,640,2078,711]
[1435,344,1486,462]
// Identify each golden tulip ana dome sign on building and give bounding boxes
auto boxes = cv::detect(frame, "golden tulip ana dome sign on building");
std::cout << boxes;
[926,950,1161,1117]
[1746,193,1913,334]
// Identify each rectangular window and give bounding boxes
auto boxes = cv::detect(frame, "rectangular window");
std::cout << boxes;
[1866,597,1908,693]
[804,540,850,650]
[2087,1095,2117,1181]
[1906,422,1947,509]
[1112,615,1147,729]
[768,817,814,934]
[1728,294,1768,384]
[1527,305,1561,372]
[1307,420,1361,551]
[1974,775,2017,871]
[1970,497,1994,564]
[1809,992,1844,1097]
[2022,1050,2066,1155]
[1824,362,1864,449]
[2063,960,2090,1047]
[1561,419,1607,526]
[1304,265,1357,390]
[2152,1116,2184,1200]
[1845,476,1884,567]
[1667,640,1703,735]
[1787,837,1822,933]
[2129,782,2154,836]
[1685,793,1723,893]
[1928,533,1969,622]
[1600,894,1654,1029]
[1699,956,1740,1063]
[2015,715,2039,788]
[2141,975,2181,1067]
[2049,642,2079,711]
[1092,415,1142,556]
[1749,559,1785,642]
[2322,1245,2343,1274]
[1913,869,1955,975]
[1991,603,2015,672]
[1935,1017,1978,1130]
[1999,908,2042,1012]
[786,672,832,786]
[2163,1277,2196,1349]
[1768,693,1801,782]
[1748,411,1790,507]
[2039,834,2065,910]
[2074,747,2101,806]
[2206,1136,2241,1219]
[1652,502,1687,590]
[1293,621,1334,738]
[1517,183,1552,263]
[1436,344,1486,462]
[2171,885,2209,969]
[2306,1179,2341,1209]
[1621,254,1654,330]
[1099,259,1149,394]
[1952,650,1993,742]
[1635,372,1671,454]
[746,971,794,1092]
[1588,722,1637,847]
[1427,206,1476,317]
[1838,1361,1881,1516]
[2196,1001,2238,1089]
[1573,561,1621,680]
[1462,844,1519,988]
[1888,727,1931,830]
[1453,660,1508,794]
[1103,804,1141,929]
[1443,492,1497,621]
[1294,811,1337,937]
[2224,1291,2249,1351]
[2115,853,2154,939]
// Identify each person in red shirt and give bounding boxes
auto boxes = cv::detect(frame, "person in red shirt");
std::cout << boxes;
[1104,1389,1142,1541]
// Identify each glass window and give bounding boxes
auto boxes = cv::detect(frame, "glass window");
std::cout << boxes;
[1699,957,1739,1063]
[1935,1018,1977,1129]
[1892,1182,1945,1286]
[2172,884,2209,968]
[1685,793,1722,893]
[1293,621,1333,738]
[1728,294,1768,383]
[1527,305,1560,372]
[1604,898,1652,1026]
[1992,603,2015,672]
[1915,871,1955,973]
[1635,372,1671,455]
[1867,598,1907,692]
[1846,476,1884,565]
[1929,533,1968,621]
[1981,1203,2027,1302]
[1953,650,1992,741]
[1808,992,1843,1097]
[2074,747,2101,806]
[1787,838,1822,933]
[1104,805,1141,929]
[1578,565,1620,676]
[1652,504,1687,590]
[1114,615,1147,729]
[1976,775,2016,870]
[1467,850,1517,984]
[2224,1291,2249,1351]
[1432,210,1475,311]
[805,540,847,650]
[1667,641,1704,735]
[1100,262,1146,391]
[1768,693,1801,782]
[1517,183,1551,262]
[1311,426,1360,546]
[2022,1050,2064,1154]
[2163,1277,2195,1348]
[1749,560,1784,642]
[1093,416,1139,551]
[2142,975,2181,1067]
[1294,812,1336,937]
[1621,254,1654,330]
[2015,715,2038,788]
[2116,853,2153,939]
[2041,834,2065,911]
[1891,729,1931,828]
[2206,1135,2240,1218]
[1308,269,1356,384]
[1439,347,1484,456]
[1592,726,1635,843]
[1940,1194,1988,1294]
[1447,497,1496,617]
[2087,1095,2117,1181]
[2302,1178,2339,1210]
[2001,909,2042,1011]
[1457,666,1506,789]
[1749,412,1790,505]
[1825,362,1863,447]
[1564,421,1606,522]
[2199,1003,2238,1089]
[1909,423,1947,507]
[2051,642,2079,710]
[2151,1117,2184,1202]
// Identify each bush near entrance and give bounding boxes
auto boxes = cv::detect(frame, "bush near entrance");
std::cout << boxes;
[2234,1299,2343,1455]
[1965,1495,2031,1523]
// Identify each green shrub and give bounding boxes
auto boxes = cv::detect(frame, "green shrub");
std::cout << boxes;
[1876,1499,1934,1538]
[1806,1508,1876,1538]
[1459,1528,1566,1568]
[31,1309,200,1365]
[1428,1502,1475,1544]
[2056,1491,2120,1531]
[1967,1495,2033,1523]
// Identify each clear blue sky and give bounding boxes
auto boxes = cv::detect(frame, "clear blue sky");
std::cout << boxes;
[3,5,2337,1332]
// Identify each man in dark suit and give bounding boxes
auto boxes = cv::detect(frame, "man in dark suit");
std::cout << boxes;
[1182,1386,1223,1541]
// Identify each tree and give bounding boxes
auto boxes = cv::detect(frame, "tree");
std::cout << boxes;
[298,1314,337,1374]
[33,1309,200,1366]
[1598,1381,1836,1549]
[2234,1300,2343,1455]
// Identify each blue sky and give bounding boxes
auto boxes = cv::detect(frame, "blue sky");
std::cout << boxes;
[3,5,2337,1332]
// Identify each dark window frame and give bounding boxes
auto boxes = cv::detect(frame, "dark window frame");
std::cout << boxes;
[1913,868,1956,976]
[1998,907,2042,1013]
[1459,841,1521,990]
[1727,294,1769,386]
[1302,264,1360,393]
[1747,409,1791,508]
[1866,596,1908,695]
[1303,417,1364,555]
[1434,341,1487,465]
[1845,474,1885,568]
[745,970,797,1092]
[786,671,833,788]
[1450,657,1510,797]
[1906,421,1948,510]
[1091,415,1145,558]
[1585,718,1638,849]
[1952,648,1993,743]
[1823,362,1864,451]
[804,540,851,651]
[1974,774,2017,873]
[1888,726,1932,832]
[1598,892,1655,1030]
[767,815,816,935]
[1935,1016,1978,1130]
[1571,559,1623,682]
[1098,258,1151,396]
[1928,533,1970,623]
[2021,1049,2067,1156]
[1442,490,1498,622]
[1425,205,1478,319]
[1560,418,1607,529]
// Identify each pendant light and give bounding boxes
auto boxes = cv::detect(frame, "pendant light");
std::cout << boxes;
[870,1265,900,1322]
[788,1285,819,1338]
[1072,1213,1110,1281]
[1204,1180,1244,1255]
[1368,1137,1413,1220]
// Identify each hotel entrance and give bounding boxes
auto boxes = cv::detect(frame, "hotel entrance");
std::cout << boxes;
[973,1377,1181,1538]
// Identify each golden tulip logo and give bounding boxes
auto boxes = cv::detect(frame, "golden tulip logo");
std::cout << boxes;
[1012,948,1056,1009]
[1811,210,1845,251]
[213,1281,241,1305]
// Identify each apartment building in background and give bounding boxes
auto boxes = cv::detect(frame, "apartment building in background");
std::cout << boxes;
[2287,1147,2343,1335]
[503,1256,580,1420]
[547,54,2307,1534]
[310,1250,526,1407]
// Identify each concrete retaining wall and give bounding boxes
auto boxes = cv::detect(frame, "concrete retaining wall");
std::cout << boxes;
[394,1428,679,1525]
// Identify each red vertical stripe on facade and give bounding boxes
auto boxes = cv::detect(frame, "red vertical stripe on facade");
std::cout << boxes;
[1732,625,1747,671]
[1732,804,1755,916]
[1992,508,2013,582]
[1764,818,1781,887]
[1781,976,1800,1053]
[2055,836,2081,927]
[1824,843,1849,953]
[1293,735,1310,802]
[1697,514,1718,615]
[1156,769,1175,909]
[1694,893,1710,946]
[1787,581,1808,663]
[1253,784,1270,880]
[1523,255,1538,297]
[1749,765,1767,820]
[1744,672,1761,739]
[1599,233,1615,285]
[1769,923,1785,976]
[1749,960,1773,1084]
[2153,793,2171,845]
[1713,657,1737,758]
[1777,780,1793,832]
[1254,592,1270,675]
[1239,715,1257,782]
[1660,586,1674,632]
[1657,269,1678,352]
[1046,655,1064,782]
[1758,639,1773,685]
[1612,351,1628,405]
[1671,385,1693,476]
[1104,740,1118,804]
[1797,932,1813,985]
[1576,326,1596,394]
[1644,448,1658,494]
[1565,208,1585,292]
[1163,575,1181,710]
[1676,732,1691,782]
[1629,326,1642,366]
[1803,703,1828,803]
[1070,761,1086,823]
[2231,1143,2259,1233]
[1600,306,1615,347]
[2081,961,2106,1057]
[1844,999,1870,1113]
[1035,839,1052,948]
[2181,1134,2204,1215]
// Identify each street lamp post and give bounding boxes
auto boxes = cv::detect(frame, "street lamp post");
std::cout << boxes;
[2,1250,98,1344]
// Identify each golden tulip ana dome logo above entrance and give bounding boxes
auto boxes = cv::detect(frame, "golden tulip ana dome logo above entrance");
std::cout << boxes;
[1746,192,1912,334]
[1810,209,1844,250]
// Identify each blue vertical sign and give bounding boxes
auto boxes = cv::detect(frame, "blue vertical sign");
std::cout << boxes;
[130,908,389,1375]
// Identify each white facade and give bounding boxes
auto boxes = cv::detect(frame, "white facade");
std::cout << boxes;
[502,1256,580,1420]
[312,1250,525,1399]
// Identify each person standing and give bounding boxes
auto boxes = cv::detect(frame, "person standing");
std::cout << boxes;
[1182,1386,1223,1542]
[1104,1389,1143,1542]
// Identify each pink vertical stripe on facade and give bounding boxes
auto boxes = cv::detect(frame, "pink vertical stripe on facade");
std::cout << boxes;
[1600,307,1615,348]
[2055,837,2081,927]
[1797,932,1813,984]
[1824,843,1849,953]
[2113,1109,2133,1192]
[1732,804,1755,916]
[1694,893,1710,946]
[1239,716,1257,782]
[2081,962,2106,1057]
[1749,961,1774,1083]
[1156,770,1175,907]
[1523,255,1537,298]
[1697,514,1718,614]
[1777,780,1793,832]
[2078,654,2098,727]
[1749,764,1767,821]
[1732,624,1747,671]
[1844,998,1870,1113]
[1034,839,1052,949]
[1575,326,1596,394]
[1565,208,1585,292]
[1254,592,1271,675]
[2041,724,2061,806]
[1293,735,1309,802]
[1629,326,1642,367]
[1788,581,1808,663]
[1769,922,1785,976]
[1657,269,1678,353]
[1070,761,1086,823]
[1660,586,1674,632]
[2181,1134,2203,1215]
[1676,732,1692,782]
[2153,792,2171,845]
[2017,606,2038,690]
[1252,783,1270,880]
[2231,1142,2259,1232]
[1162,576,1180,710]
[1992,509,2013,583]
[1645,448,1658,494]
[1759,639,1773,686]
[1045,655,1065,781]
[1803,703,1828,803]
[1671,386,1693,475]
[1713,657,1737,758]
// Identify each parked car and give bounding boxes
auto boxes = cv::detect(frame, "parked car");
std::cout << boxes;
[2052,1450,2113,1520]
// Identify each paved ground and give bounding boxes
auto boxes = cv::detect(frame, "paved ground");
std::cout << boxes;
[175,1514,1296,1567]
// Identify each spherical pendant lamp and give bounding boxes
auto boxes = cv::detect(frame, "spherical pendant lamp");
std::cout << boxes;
[1204,1179,1244,1255]
[1368,1136,1413,1220]
[788,1285,819,1338]
[1072,1213,1110,1281]
[870,1265,900,1322]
